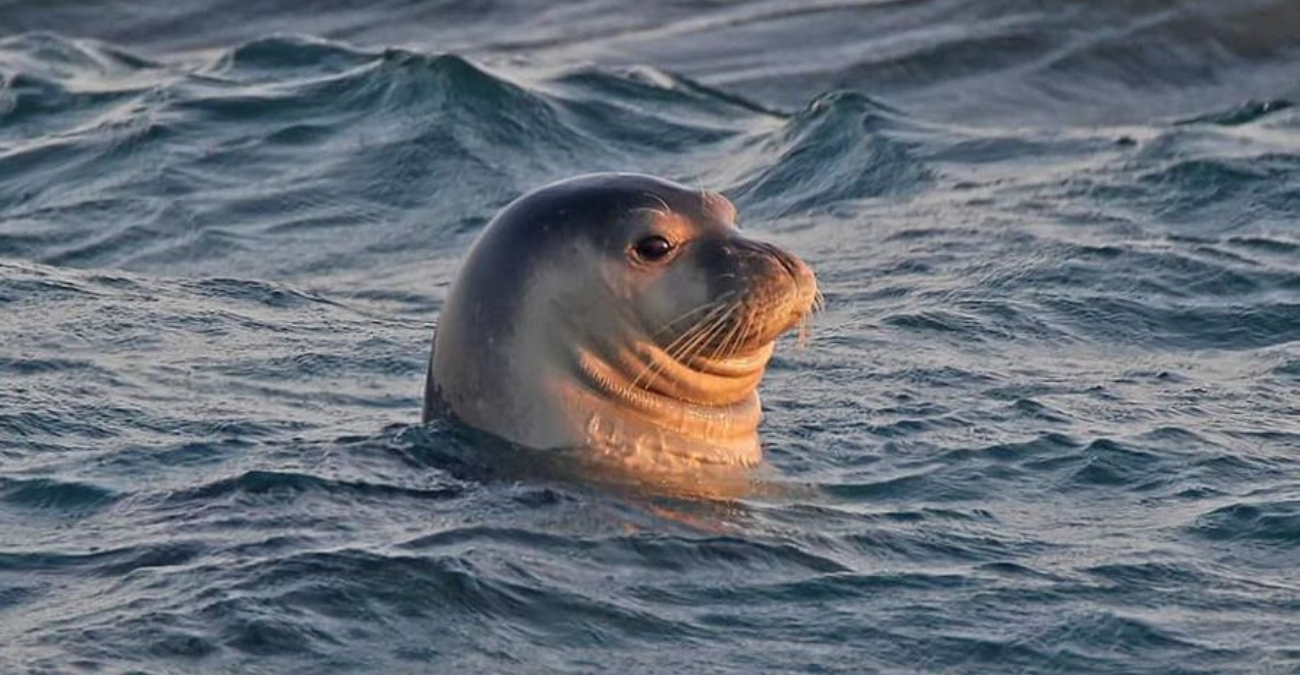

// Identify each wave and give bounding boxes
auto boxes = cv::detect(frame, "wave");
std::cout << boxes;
[162,469,463,503]
[9,0,1299,126]
[0,476,118,512]
[723,91,931,218]
[0,31,953,288]
[1190,500,1300,545]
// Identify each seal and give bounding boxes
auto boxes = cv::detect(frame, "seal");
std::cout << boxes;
[423,173,818,471]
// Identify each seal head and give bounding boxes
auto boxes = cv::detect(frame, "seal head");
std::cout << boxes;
[424,173,817,470]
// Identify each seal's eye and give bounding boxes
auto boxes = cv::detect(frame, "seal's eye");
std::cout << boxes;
[632,235,674,263]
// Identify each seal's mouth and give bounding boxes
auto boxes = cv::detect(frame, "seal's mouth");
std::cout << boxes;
[658,238,820,364]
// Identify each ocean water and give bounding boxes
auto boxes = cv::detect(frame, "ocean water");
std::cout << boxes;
[2,1,1299,673]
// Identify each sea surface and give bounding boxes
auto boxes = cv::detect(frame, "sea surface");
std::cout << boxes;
[2,2,1299,673]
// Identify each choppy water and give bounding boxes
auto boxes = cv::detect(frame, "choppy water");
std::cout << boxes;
[2,2,1299,673]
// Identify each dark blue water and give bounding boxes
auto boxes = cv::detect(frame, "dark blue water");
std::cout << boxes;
[2,2,1299,673]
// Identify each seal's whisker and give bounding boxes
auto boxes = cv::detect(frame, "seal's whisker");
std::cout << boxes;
[724,311,754,359]
[793,286,824,349]
[653,308,711,341]
[713,313,740,360]
[680,304,737,366]
[702,305,744,362]
[634,323,701,391]
[724,303,756,360]
[676,304,734,365]
[645,303,730,388]
[796,317,810,348]
[661,299,733,361]
[636,319,714,391]
[652,292,737,340]
[642,191,672,215]
[675,295,739,352]
[633,299,735,391]
[653,314,708,358]
[692,316,735,367]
